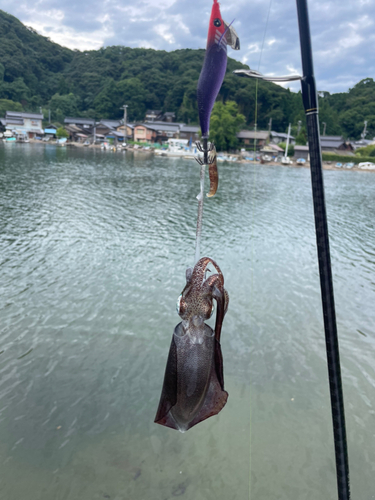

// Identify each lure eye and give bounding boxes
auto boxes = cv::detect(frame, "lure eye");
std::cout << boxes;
[213,18,222,27]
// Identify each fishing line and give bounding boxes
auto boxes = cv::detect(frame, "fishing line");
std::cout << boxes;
[248,2,273,499]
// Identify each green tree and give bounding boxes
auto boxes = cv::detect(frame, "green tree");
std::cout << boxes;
[56,126,68,138]
[0,98,22,117]
[279,142,295,157]
[49,93,78,122]
[209,101,245,151]
[355,144,375,157]
[295,128,307,145]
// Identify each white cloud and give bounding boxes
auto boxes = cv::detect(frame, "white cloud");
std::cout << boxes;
[2,0,374,92]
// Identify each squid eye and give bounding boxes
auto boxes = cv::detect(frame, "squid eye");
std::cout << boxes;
[213,18,222,27]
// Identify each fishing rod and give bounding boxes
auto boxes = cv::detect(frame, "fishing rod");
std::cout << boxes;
[234,0,350,497]
[296,0,350,497]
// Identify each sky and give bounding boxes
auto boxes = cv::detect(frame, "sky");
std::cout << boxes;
[1,0,375,94]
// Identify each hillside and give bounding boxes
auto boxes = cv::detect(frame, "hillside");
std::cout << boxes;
[0,9,374,139]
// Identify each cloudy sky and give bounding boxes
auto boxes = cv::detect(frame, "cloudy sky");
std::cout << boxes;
[1,0,374,93]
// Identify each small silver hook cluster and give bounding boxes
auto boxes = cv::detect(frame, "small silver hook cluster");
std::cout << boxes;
[195,141,216,165]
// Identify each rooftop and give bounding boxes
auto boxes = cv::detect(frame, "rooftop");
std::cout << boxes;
[64,117,95,125]
[237,130,269,140]
[180,125,200,133]
[6,111,43,120]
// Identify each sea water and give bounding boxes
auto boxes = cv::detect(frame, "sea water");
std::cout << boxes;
[1,143,374,499]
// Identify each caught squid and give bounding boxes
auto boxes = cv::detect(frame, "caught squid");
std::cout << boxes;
[154,257,229,432]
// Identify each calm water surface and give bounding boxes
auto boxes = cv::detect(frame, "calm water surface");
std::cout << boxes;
[1,144,375,500]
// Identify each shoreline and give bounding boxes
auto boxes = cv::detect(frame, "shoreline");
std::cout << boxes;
[2,140,374,172]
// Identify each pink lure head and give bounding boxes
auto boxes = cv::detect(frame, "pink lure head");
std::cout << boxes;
[207,0,226,49]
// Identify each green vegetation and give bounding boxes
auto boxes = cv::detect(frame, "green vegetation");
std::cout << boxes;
[1,9,375,140]
[56,126,68,139]
[295,127,308,145]
[209,101,245,151]
[322,152,374,164]
[279,142,295,157]
[354,144,375,157]
[0,98,22,116]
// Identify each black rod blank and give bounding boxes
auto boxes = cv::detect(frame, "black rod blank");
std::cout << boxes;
[295,0,350,498]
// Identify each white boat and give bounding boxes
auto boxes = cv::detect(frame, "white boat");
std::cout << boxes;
[217,155,238,162]
[154,138,197,158]
[281,156,293,165]
[358,162,375,170]
[296,158,306,165]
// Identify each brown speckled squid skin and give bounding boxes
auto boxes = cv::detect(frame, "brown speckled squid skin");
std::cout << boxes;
[154,257,229,432]
[207,146,218,198]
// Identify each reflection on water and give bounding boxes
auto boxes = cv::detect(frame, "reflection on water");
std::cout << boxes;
[1,144,375,499]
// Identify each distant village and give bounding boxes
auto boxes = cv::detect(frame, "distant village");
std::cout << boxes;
[0,109,373,162]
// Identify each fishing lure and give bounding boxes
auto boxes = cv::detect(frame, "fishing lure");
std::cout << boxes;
[154,257,229,432]
[197,0,240,140]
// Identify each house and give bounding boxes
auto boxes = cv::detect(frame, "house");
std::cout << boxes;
[145,110,163,122]
[63,117,96,142]
[1,111,44,139]
[144,110,176,123]
[141,121,182,143]
[294,145,310,160]
[179,125,200,143]
[270,131,296,145]
[260,144,284,155]
[351,139,374,150]
[237,130,269,149]
[320,136,353,152]
[64,117,95,129]
[64,124,91,142]
[133,124,158,143]
[44,124,58,140]
[116,123,134,141]
[162,112,176,123]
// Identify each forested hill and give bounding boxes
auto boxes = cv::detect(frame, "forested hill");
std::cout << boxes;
[1,9,374,139]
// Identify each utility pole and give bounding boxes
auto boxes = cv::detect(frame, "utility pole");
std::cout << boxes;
[120,105,128,145]
[322,122,327,136]
[285,123,291,157]
[48,109,51,123]
[297,120,302,135]
[254,122,257,151]
[268,117,272,142]
[361,120,368,140]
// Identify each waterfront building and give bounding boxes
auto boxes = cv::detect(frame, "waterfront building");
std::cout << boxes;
[294,145,310,160]
[320,136,353,152]
[179,125,200,143]
[133,124,158,143]
[270,131,296,145]
[64,117,95,142]
[0,111,44,139]
[64,117,95,129]
[237,130,269,148]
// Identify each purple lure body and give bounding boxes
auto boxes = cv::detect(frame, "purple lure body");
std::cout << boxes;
[196,0,239,138]
[197,44,227,138]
